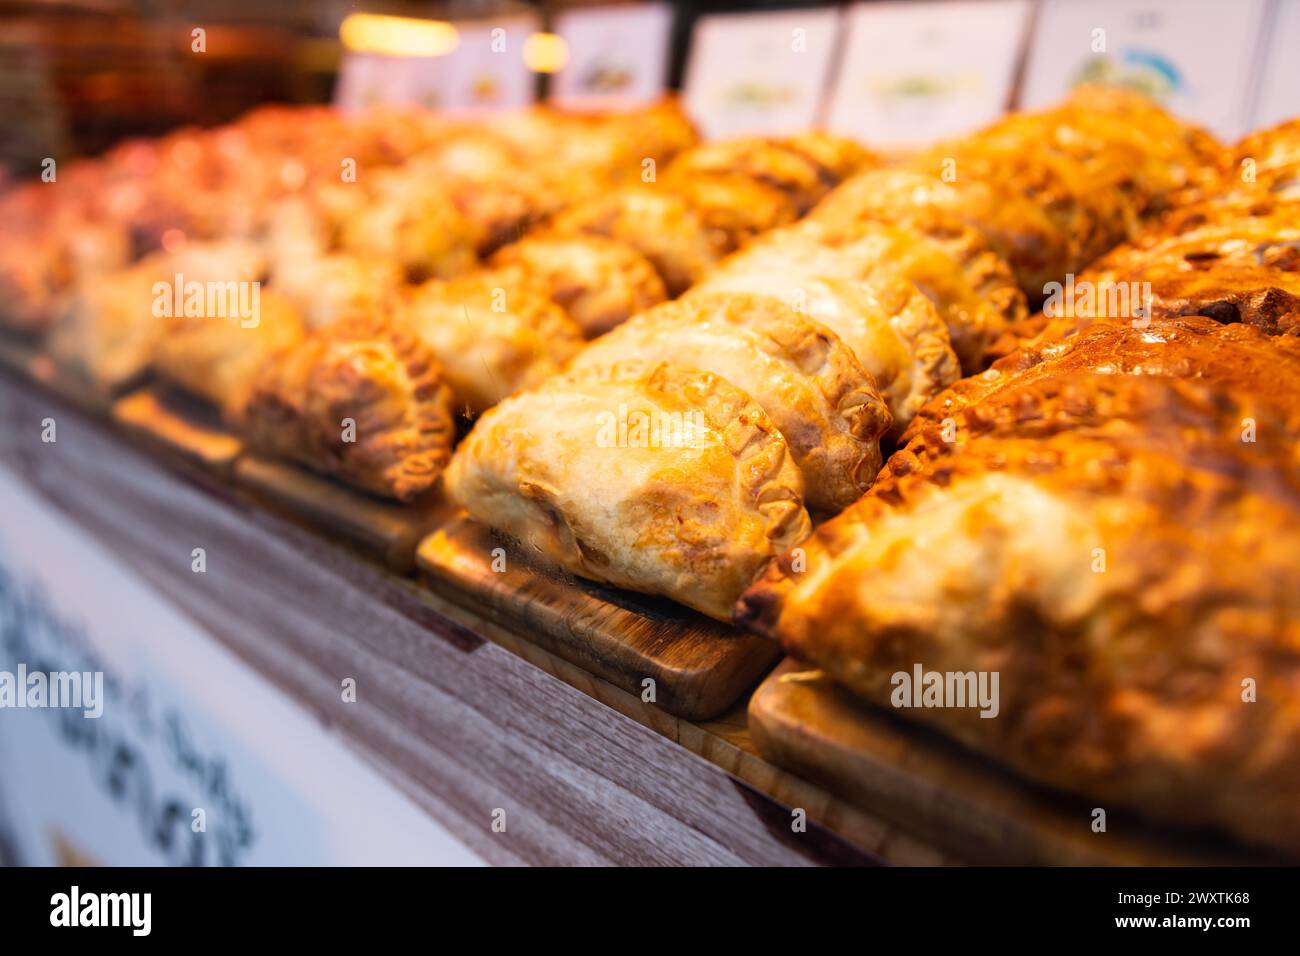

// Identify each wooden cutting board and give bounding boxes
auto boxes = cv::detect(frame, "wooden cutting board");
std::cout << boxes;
[234,455,453,573]
[417,513,782,722]
[748,659,1289,866]
[111,384,243,475]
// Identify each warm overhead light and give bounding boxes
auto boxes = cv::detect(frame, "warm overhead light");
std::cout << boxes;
[339,13,460,58]
[523,32,569,74]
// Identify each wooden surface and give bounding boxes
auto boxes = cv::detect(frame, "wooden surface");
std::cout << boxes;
[233,455,452,573]
[417,514,782,722]
[749,659,1289,866]
[0,368,900,865]
[111,385,243,476]
[76,369,786,720]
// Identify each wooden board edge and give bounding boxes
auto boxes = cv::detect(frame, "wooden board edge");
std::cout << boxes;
[111,385,244,476]
[234,455,447,572]
[748,660,1286,866]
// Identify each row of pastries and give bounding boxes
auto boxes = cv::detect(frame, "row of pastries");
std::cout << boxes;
[738,115,1300,853]
[6,88,1298,853]
[447,87,1225,617]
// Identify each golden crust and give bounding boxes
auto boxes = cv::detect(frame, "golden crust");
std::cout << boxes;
[663,138,833,212]
[47,239,267,390]
[547,187,721,295]
[738,318,1300,853]
[1233,118,1300,200]
[445,359,811,620]
[662,172,800,252]
[152,288,306,414]
[689,268,960,436]
[779,132,880,185]
[236,314,456,502]
[338,168,478,281]
[398,268,585,415]
[569,292,892,512]
[718,222,1015,373]
[488,235,667,337]
[269,252,405,330]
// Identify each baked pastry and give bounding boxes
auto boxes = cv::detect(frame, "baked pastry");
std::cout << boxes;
[779,131,879,185]
[399,268,584,415]
[47,239,266,390]
[445,360,811,620]
[663,138,833,213]
[739,317,1300,854]
[688,271,959,434]
[488,235,666,337]
[1233,118,1300,201]
[662,172,800,252]
[568,293,892,512]
[547,188,721,295]
[236,315,456,502]
[1025,209,1300,344]
[152,288,306,414]
[270,252,405,330]
[708,222,1014,373]
[338,169,478,281]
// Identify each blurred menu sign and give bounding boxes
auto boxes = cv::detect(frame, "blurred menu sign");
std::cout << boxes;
[336,16,539,114]
[1020,0,1268,139]
[336,54,424,112]
[683,9,841,140]
[1252,0,1300,131]
[826,0,1031,149]
[551,4,673,110]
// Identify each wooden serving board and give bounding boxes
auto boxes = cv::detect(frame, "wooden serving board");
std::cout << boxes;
[749,659,1288,866]
[417,513,782,722]
[111,384,243,476]
[234,455,453,572]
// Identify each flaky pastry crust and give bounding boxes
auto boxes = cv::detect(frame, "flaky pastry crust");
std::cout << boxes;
[236,315,456,501]
[445,359,811,620]
[569,292,892,512]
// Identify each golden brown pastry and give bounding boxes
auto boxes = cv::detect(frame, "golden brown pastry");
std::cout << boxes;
[779,131,879,185]
[269,252,405,330]
[1233,118,1300,201]
[708,222,1014,373]
[1025,209,1300,344]
[236,315,456,502]
[687,271,960,434]
[151,288,306,414]
[662,172,800,252]
[488,235,666,337]
[663,138,833,213]
[445,359,811,620]
[739,317,1300,854]
[399,268,584,415]
[568,293,892,512]
[547,187,721,295]
[338,169,478,281]
[48,239,266,390]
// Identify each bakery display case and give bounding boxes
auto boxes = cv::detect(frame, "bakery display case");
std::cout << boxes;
[1,0,1298,882]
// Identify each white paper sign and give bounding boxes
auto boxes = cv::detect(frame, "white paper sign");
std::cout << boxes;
[335,53,426,112]
[826,0,1031,149]
[683,9,841,140]
[0,464,484,866]
[1251,0,1300,133]
[1020,0,1268,139]
[335,16,538,114]
[551,3,673,110]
